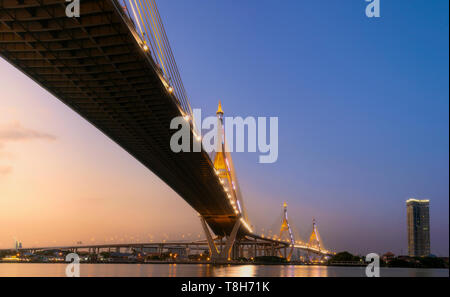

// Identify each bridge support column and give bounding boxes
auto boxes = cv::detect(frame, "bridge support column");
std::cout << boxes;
[200,217,219,258]
[200,217,241,263]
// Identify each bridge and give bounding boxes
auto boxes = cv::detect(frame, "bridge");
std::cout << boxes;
[0,0,334,261]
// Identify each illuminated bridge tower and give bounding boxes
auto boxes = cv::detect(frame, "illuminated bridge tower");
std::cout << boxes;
[199,102,249,262]
[213,101,248,220]
[308,218,322,252]
[278,202,295,261]
[214,102,228,187]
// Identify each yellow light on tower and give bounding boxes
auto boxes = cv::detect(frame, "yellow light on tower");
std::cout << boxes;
[168,86,174,93]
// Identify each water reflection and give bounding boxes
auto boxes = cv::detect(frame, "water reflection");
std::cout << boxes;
[213,265,257,277]
[213,265,331,277]
[0,264,448,277]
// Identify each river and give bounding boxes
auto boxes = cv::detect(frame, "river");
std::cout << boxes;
[0,263,448,277]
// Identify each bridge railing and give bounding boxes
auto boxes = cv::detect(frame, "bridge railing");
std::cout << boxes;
[114,0,193,118]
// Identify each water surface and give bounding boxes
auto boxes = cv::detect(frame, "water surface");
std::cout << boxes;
[0,263,448,277]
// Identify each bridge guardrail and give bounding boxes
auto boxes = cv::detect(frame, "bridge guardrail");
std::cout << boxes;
[114,0,193,118]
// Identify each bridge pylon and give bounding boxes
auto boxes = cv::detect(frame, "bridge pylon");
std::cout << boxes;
[278,202,295,261]
[198,101,247,263]
[308,218,322,252]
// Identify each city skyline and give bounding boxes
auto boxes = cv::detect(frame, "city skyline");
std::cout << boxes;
[0,0,449,256]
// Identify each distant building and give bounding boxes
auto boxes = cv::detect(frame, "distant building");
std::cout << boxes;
[15,240,22,250]
[406,199,430,257]
[382,252,395,263]
[167,247,188,257]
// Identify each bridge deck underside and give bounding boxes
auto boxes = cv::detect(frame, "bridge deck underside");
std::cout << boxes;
[0,0,238,236]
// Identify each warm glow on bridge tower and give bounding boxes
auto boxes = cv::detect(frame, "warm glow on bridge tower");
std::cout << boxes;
[278,202,295,260]
[216,101,224,116]
[213,102,248,222]
[308,218,322,252]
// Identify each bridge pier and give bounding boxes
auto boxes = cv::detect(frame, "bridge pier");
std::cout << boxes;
[200,216,241,263]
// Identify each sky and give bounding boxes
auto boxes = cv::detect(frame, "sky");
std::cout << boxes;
[0,0,448,256]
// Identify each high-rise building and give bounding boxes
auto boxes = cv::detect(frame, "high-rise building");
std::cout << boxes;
[406,199,430,257]
[15,240,22,250]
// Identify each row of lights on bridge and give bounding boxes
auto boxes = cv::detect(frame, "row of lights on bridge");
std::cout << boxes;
[137,25,205,147]
[211,143,255,232]
[143,39,202,144]
[180,113,202,142]
[215,170,254,233]
[141,42,177,103]
[255,235,329,253]
[216,171,239,215]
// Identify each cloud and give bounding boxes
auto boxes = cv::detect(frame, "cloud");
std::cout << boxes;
[0,166,12,176]
[0,122,57,143]
[0,122,56,178]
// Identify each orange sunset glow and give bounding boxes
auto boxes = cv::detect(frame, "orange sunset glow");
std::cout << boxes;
[0,58,202,248]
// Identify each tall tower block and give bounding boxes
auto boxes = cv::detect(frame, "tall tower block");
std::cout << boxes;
[406,199,430,257]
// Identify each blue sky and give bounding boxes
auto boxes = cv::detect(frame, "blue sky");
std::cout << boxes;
[156,0,449,255]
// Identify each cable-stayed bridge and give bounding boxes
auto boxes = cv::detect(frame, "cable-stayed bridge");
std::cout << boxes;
[0,0,333,261]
